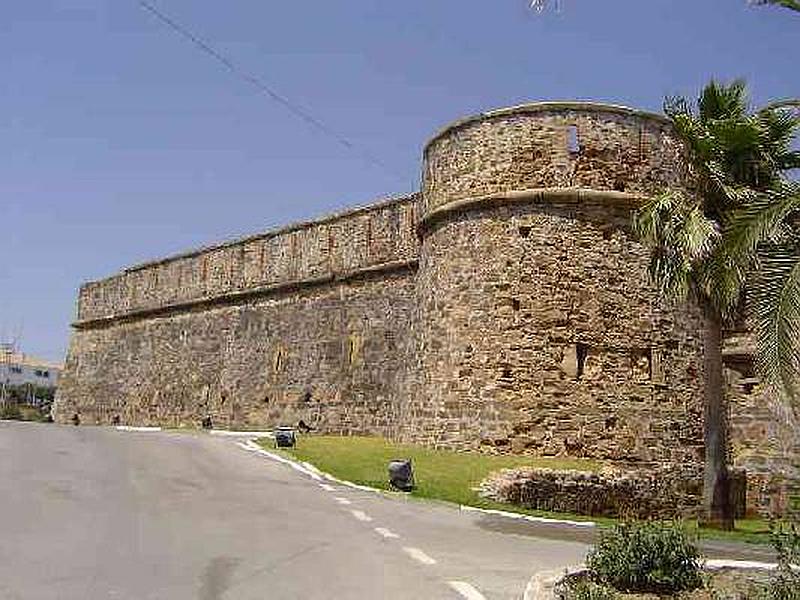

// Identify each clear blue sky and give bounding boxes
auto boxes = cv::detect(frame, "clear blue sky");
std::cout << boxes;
[2,1,797,362]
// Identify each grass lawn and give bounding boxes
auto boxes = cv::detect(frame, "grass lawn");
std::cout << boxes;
[256,434,774,545]
[263,434,600,510]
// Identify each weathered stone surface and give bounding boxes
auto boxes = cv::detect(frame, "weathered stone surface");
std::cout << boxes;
[725,333,800,518]
[410,104,706,465]
[422,103,686,215]
[55,102,799,517]
[478,465,705,519]
[57,196,419,434]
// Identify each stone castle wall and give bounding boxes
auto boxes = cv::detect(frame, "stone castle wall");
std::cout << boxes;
[55,102,799,513]
[408,105,706,464]
[57,196,419,433]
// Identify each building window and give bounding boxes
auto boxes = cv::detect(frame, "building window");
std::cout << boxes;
[10,366,22,374]
[35,369,50,378]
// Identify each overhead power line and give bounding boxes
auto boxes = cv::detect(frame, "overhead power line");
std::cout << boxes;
[137,1,401,180]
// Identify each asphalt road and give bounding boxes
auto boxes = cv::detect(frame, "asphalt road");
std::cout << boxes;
[0,421,587,599]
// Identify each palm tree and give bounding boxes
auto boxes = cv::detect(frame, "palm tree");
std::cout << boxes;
[633,80,800,529]
[530,1,800,13]
[750,0,800,12]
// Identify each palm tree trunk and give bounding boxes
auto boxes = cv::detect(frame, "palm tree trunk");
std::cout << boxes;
[701,309,734,530]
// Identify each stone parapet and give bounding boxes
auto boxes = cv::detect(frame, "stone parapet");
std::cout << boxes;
[76,194,419,324]
[422,102,687,218]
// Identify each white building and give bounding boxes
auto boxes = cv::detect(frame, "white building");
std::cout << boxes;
[0,346,63,392]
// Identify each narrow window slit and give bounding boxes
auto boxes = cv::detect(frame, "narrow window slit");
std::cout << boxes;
[576,343,588,379]
[567,125,580,154]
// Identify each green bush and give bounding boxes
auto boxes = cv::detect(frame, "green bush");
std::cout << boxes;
[0,402,51,422]
[567,578,618,600]
[0,403,22,420]
[752,523,800,600]
[587,520,703,593]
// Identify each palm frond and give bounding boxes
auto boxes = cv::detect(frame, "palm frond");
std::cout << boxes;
[764,99,800,112]
[725,182,800,259]
[756,107,800,176]
[633,191,719,302]
[750,0,800,13]
[698,79,749,122]
[706,184,800,319]
[751,242,800,404]
[777,150,800,171]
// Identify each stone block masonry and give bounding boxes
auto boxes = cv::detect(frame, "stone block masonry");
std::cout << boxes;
[58,196,419,433]
[478,465,706,520]
[55,102,799,516]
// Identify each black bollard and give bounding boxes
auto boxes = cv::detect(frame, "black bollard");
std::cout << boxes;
[388,459,414,492]
[275,426,296,448]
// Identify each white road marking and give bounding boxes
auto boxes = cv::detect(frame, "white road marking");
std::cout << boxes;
[459,504,595,528]
[402,547,437,565]
[374,527,400,539]
[115,426,162,432]
[210,429,273,438]
[334,497,352,505]
[319,483,336,492]
[350,510,373,522]
[238,442,385,495]
[448,581,487,600]
[236,441,323,481]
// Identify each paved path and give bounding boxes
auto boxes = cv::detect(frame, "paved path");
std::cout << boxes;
[0,421,586,599]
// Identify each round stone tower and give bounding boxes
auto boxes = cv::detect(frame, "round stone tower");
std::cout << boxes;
[408,102,706,464]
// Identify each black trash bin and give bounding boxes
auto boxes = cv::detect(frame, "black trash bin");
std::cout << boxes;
[388,459,414,491]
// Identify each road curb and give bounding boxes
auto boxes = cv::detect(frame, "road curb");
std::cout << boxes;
[523,559,786,600]
[458,505,595,529]
[523,566,585,600]
[705,558,780,570]
[115,426,162,432]
[236,440,323,481]
[210,429,274,438]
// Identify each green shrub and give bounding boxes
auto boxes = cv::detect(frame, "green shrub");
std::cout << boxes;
[587,520,703,593]
[567,578,618,600]
[752,522,800,600]
[0,403,22,420]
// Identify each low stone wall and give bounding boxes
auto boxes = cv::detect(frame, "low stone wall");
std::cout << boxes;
[479,466,705,519]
